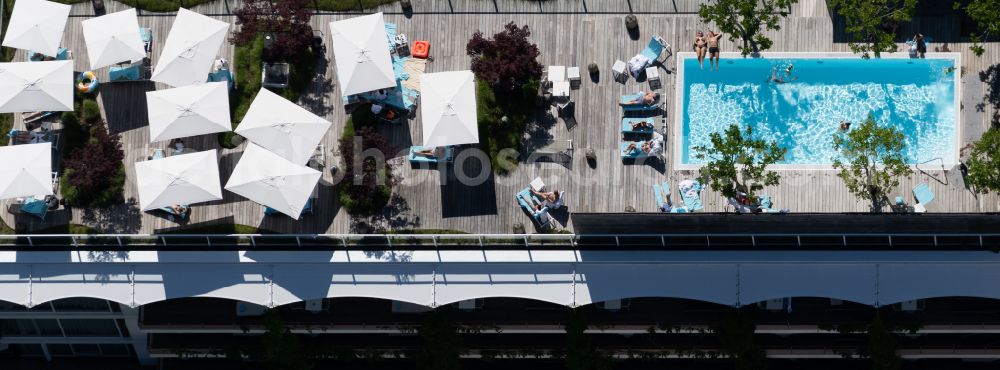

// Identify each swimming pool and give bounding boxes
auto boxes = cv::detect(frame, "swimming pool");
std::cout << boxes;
[674,52,961,169]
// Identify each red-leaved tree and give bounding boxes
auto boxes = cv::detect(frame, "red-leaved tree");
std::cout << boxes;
[466,22,543,92]
[338,126,395,215]
[231,0,313,60]
[62,125,125,205]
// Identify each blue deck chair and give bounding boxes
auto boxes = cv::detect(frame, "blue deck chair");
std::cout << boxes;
[622,117,656,134]
[913,183,935,207]
[207,68,234,90]
[640,35,670,64]
[140,28,152,53]
[109,63,141,81]
[408,146,453,163]
[265,198,313,217]
[160,204,190,221]
[516,187,552,228]
[620,94,659,111]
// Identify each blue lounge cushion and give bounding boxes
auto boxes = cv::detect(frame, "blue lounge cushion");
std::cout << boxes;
[109,64,141,81]
[641,35,666,61]
[516,187,550,227]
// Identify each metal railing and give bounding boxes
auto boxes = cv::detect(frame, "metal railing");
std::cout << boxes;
[0,233,997,251]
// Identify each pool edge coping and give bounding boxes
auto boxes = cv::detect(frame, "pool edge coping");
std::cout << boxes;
[671,51,963,172]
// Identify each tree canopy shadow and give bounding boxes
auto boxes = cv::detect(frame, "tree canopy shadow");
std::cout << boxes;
[979,63,1000,128]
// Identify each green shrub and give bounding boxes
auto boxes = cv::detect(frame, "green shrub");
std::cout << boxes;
[476,79,537,174]
[233,35,265,123]
[61,126,126,207]
[82,99,101,124]
[61,112,87,155]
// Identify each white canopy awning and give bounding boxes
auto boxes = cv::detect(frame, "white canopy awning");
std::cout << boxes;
[134,150,222,211]
[81,9,146,70]
[234,88,332,165]
[420,70,478,147]
[328,13,395,96]
[224,143,321,219]
[151,8,230,87]
[146,81,231,143]
[1,0,71,57]
[0,142,53,200]
[0,60,73,113]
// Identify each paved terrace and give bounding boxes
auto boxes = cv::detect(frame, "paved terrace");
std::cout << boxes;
[2,0,999,234]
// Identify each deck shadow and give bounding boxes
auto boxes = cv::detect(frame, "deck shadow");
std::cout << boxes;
[440,156,498,218]
[99,80,155,134]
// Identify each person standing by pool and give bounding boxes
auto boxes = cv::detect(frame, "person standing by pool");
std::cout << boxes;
[913,34,926,58]
[694,31,708,69]
[707,31,723,70]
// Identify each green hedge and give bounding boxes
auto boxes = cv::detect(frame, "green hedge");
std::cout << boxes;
[476,79,538,174]
[52,0,214,12]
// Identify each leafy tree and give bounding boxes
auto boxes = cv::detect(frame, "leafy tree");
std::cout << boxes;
[697,0,797,56]
[61,125,126,206]
[955,0,1000,56]
[260,311,312,370]
[416,314,463,370]
[831,116,911,212]
[231,0,313,60]
[715,310,767,370]
[564,311,609,370]
[830,0,918,58]
[965,127,1000,194]
[865,317,901,370]
[693,124,787,201]
[466,22,543,92]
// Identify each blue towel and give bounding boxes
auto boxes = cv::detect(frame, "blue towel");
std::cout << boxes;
[641,35,665,61]
[679,180,703,211]
[20,198,47,219]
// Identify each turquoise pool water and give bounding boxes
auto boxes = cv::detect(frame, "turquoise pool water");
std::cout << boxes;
[680,57,957,165]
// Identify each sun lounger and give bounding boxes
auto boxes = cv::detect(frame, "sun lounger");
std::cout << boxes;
[160,204,190,222]
[408,146,453,163]
[620,94,659,111]
[109,62,142,81]
[140,27,152,54]
[913,183,935,213]
[621,132,664,159]
[20,196,49,221]
[516,187,552,228]
[653,181,687,213]
[264,198,313,217]
[641,35,671,64]
[678,179,703,211]
[622,117,656,134]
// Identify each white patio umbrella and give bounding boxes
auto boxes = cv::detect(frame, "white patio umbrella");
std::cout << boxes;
[420,70,479,147]
[134,150,222,211]
[225,143,321,219]
[0,60,73,113]
[234,88,332,165]
[151,8,230,87]
[328,12,396,96]
[146,81,231,143]
[1,0,71,57]
[0,142,53,199]
[81,9,146,70]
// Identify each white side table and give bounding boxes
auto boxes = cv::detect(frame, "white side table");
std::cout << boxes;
[612,60,627,83]
[552,81,570,97]
[547,65,566,82]
[566,66,580,85]
[646,66,661,89]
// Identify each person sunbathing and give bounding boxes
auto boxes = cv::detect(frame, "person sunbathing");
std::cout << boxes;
[414,147,445,158]
[621,91,658,106]
[169,204,187,215]
[631,119,655,130]
[624,141,654,155]
[526,189,562,210]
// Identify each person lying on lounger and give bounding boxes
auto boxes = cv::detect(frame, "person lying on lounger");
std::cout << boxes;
[624,141,654,155]
[631,119,655,130]
[414,147,446,158]
[169,204,188,215]
[621,91,659,106]
[523,189,563,211]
